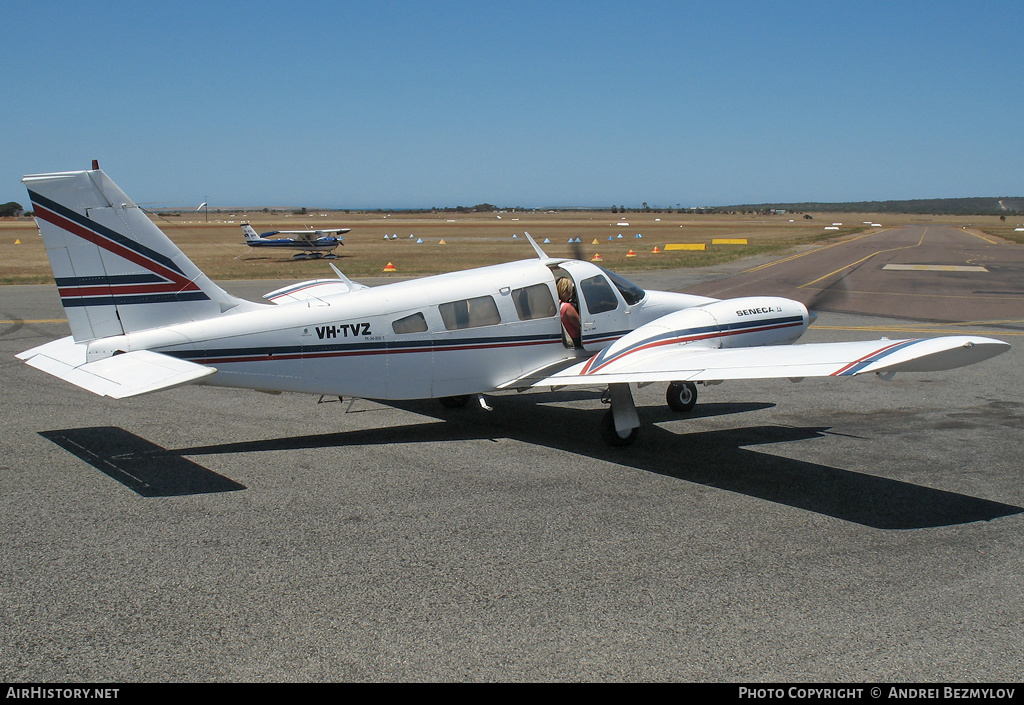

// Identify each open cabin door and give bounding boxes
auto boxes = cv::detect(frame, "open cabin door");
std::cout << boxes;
[551,260,636,353]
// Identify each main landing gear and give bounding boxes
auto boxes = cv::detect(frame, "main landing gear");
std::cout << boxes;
[292,252,337,260]
[439,394,493,411]
[438,381,702,448]
[439,394,471,408]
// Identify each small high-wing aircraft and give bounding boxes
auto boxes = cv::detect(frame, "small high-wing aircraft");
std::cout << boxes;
[241,222,349,259]
[17,166,1010,445]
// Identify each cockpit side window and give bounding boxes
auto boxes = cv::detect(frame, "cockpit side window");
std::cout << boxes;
[600,267,646,305]
[579,275,619,314]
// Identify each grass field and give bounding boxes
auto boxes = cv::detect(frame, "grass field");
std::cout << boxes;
[1,210,1020,285]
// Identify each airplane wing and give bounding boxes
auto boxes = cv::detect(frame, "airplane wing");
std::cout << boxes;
[17,337,215,398]
[500,336,1010,389]
[274,229,350,237]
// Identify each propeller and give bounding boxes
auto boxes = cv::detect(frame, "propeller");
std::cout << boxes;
[801,268,854,315]
[570,236,584,262]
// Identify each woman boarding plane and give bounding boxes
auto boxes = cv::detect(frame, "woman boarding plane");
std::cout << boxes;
[557,277,582,348]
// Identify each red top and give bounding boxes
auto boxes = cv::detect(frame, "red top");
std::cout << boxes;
[560,301,581,341]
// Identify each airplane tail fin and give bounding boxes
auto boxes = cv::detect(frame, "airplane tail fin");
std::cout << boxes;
[23,166,263,342]
[241,223,263,242]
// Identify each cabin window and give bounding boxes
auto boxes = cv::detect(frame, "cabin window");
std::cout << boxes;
[392,312,428,334]
[438,295,501,330]
[579,275,619,314]
[512,283,557,321]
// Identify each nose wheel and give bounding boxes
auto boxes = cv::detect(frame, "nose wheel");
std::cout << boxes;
[600,410,639,446]
[599,383,641,446]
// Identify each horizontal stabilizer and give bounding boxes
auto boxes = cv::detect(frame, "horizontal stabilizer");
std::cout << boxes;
[17,337,215,398]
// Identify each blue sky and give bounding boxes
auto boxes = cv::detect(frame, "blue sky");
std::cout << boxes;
[3,0,1022,209]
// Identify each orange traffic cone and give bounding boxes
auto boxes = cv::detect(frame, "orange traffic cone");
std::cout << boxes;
[591,253,603,262]
[383,262,397,272]
[651,246,661,253]
[626,249,636,257]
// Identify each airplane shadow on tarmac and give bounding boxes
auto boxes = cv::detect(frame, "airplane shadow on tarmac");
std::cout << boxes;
[39,428,247,497]
[40,393,1022,530]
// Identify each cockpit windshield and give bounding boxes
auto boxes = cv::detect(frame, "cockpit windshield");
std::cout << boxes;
[599,267,646,305]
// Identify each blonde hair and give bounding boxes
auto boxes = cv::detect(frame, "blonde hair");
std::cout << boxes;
[557,277,574,301]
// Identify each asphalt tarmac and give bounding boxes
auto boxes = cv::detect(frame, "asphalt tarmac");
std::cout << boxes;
[2,226,1022,682]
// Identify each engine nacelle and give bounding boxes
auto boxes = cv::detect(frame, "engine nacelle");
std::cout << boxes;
[696,296,812,348]
[592,296,812,370]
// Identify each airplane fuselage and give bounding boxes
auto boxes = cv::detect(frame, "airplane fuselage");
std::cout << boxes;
[246,237,341,252]
[19,167,1008,446]
[83,257,806,401]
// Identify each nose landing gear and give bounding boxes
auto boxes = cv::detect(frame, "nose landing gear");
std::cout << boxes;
[666,381,698,413]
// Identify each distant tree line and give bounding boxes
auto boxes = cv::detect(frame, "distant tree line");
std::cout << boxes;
[607,197,1024,216]
[179,196,1020,217]
[711,197,1023,216]
[436,203,500,213]
[612,203,677,213]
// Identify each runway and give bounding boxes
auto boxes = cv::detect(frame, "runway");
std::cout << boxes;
[2,226,1023,682]
[686,224,1024,324]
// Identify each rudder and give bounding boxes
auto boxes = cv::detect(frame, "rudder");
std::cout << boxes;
[23,167,263,342]
[241,223,263,242]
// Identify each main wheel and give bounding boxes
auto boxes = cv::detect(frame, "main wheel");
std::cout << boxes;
[439,395,471,408]
[599,410,639,446]
[666,381,698,412]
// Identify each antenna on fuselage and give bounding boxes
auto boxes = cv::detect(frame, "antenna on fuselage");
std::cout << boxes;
[524,232,549,259]
[328,262,367,292]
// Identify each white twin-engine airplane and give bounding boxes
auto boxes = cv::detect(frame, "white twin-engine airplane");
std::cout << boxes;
[241,222,349,259]
[17,167,1010,445]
